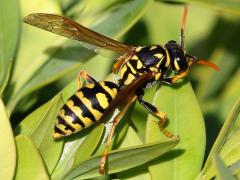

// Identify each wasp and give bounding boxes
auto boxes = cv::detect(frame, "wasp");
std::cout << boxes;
[23,6,219,175]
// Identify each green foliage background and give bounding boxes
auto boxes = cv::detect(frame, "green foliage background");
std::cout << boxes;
[0,0,239,179]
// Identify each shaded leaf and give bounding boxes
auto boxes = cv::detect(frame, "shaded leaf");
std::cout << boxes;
[6,0,62,112]
[156,0,240,15]
[0,0,20,94]
[15,135,49,180]
[15,94,64,174]
[0,98,16,179]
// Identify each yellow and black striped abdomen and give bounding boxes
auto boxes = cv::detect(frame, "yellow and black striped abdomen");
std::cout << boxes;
[53,81,119,139]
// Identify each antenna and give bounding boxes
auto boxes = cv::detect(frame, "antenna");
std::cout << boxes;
[180,5,188,50]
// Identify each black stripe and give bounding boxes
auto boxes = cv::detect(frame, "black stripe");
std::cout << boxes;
[137,46,166,67]
[80,82,115,112]
[54,126,66,135]
[57,114,75,132]
[102,81,119,90]
[129,58,139,69]
[126,61,137,75]
[70,94,96,122]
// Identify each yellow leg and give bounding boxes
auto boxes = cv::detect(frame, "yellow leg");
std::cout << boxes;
[155,111,176,139]
[113,53,131,73]
[138,96,176,139]
[99,96,137,175]
[171,69,189,83]
[76,70,97,89]
[162,69,189,85]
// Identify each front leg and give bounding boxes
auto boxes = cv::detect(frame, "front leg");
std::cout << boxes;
[161,69,189,85]
[137,95,177,139]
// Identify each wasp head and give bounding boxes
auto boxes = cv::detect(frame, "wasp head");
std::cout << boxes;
[164,40,188,73]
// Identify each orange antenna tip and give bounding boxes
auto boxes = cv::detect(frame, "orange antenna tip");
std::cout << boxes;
[197,60,220,71]
[181,5,188,31]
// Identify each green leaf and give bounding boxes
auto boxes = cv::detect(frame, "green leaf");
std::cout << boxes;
[15,94,64,174]
[6,0,153,112]
[156,0,240,15]
[146,82,206,180]
[116,127,151,180]
[6,0,62,112]
[213,153,236,180]
[220,70,240,129]
[200,96,240,178]
[51,124,104,180]
[0,0,20,95]
[73,124,105,167]
[64,138,179,179]
[202,130,240,179]
[0,98,16,179]
[15,135,49,180]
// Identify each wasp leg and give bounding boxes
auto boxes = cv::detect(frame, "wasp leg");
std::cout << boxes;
[137,95,176,139]
[113,53,132,73]
[77,70,97,89]
[162,69,189,85]
[99,95,137,175]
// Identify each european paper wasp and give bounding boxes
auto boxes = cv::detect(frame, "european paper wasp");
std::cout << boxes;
[23,5,219,175]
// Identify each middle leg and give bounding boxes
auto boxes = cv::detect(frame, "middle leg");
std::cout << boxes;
[138,95,176,139]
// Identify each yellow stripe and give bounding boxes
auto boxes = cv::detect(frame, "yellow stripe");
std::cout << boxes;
[75,91,102,120]
[131,55,139,60]
[127,61,137,74]
[136,59,143,69]
[124,73,135,85]
[149,67,158,72]
[58,108,80,130]
[154,53,163,59]
[120,65,127,79]
[164,48,170,67]
[66,100,93,128]
[149,46,157,50]
[96,93,109,109]
[99,81,118,99]
[174,60,180,70]
[135,46,142,52]
[85,83,95,89]
[155,72,161,80]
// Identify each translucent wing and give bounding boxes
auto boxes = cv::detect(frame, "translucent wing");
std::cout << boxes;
[23,13,135,54]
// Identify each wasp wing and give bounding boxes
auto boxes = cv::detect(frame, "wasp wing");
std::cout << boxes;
[105,72,155,115]
[23,13,135,54]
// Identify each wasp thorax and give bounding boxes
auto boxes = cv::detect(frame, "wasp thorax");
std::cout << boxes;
[164,40,188,72]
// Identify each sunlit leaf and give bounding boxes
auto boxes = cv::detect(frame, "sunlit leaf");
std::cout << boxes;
[15,135,49,180]
[146,82,206,180]
[0,99,16,179]
[213,153,236,180]
[64,138,178,179]
[51,124,104,180]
